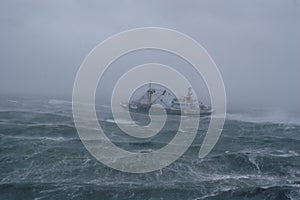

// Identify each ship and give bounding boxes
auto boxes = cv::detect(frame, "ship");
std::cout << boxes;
[120,82,213,116]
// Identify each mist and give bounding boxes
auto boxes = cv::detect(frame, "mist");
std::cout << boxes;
[1,0,299,114]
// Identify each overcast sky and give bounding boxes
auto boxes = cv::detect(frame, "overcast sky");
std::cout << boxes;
[0,0,299,112]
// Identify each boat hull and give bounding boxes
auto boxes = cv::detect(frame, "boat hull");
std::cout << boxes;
[121,103,212,117]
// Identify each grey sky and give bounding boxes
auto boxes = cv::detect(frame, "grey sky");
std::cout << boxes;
[0,0,299,112]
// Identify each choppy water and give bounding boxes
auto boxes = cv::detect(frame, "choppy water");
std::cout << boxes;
[0,98,300,199]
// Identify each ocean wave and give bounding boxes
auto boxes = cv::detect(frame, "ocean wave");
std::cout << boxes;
[1,99,300,200]
[1,180,299,200]
[0,110,73,120]
[227,111,300,126]
[48,99,72,105]
[197,184,300,200]
[0,134,77,141]
[7,100,19,104]
[104,118,137,126]
[0,121,74,128]
[227,149,300,158]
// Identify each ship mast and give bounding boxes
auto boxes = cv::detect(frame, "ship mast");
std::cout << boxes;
[147,81,155,106]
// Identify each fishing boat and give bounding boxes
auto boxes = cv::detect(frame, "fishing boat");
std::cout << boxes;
[121,82,213,116]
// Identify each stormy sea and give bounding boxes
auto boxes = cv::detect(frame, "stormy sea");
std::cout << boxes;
[1,97,300,200]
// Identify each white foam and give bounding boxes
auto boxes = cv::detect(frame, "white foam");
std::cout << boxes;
[240,149,299,158]
[104,118,136,126]
[0,134,74,141]
[48,99,72,105]
[7,100,19,103]
[227,110,300,125]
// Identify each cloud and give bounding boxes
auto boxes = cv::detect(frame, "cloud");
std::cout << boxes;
[0,0,299,112]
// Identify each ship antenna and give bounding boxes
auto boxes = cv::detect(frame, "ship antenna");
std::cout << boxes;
[147,80,153,105]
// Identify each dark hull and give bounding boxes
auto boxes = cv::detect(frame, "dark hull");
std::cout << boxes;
[124,104,212,117]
